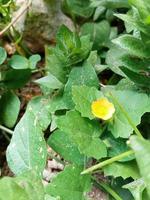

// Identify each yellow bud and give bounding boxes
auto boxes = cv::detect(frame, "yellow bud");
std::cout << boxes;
[91,98,115,120]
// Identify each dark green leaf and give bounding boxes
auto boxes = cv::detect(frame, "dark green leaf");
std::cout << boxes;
[46,165,91,200]
[0,91,20,128]
[57,110,107,159]
[48,130,85,165]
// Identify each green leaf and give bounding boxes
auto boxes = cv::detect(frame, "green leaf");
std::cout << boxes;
[120,66,150,88]
[1,69,31,89]
[9,55,29,69]
[130,136,150,198]
[81,20,111,50]
[123,179,146,200]
[57,110,107,159]
[45,165,91,200]
[0,47,7,65]
[108,90,150,138]
[106,45,126,76]
[91,0,129,9]
[63,62,99,108]
[0,91,20,128]
[48,130,85,165]
[105,133,134,161]
[0,171,45,200]
[104,161,140,179]
[72,85,103,119]
[15,171,45,200]
[113,35,150,58]
[54,25,91,66]
[45,46,67,84]
[0,177,28,200]
[29,54,41,69]
[35,74,63,90]
[62,0,94,18]
[6,96,51,175]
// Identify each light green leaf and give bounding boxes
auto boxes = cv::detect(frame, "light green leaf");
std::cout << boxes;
[0,177,28,200]
[45,165,91,200]
[72,85,103,119]
[0,47,7,65]
[123,179,146,200]
[108,90,150,138]
[35,74,63,90]
[106,45,126,76]
[57,110,107,159]
[0,91,20,128]
[48,130,85,165]
[15,171,45,200]
[63,62,99,108]
[6,96,51,175]
[113,35,150,58]
[29,54,41,69]
[130,136,150,198]
[104,161,140,179]
[9,55,29,69]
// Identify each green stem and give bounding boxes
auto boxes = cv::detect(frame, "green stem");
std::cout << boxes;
[93,178,122,200]
[110,92,143,138]
[1,131,10,141]
[81,150,134,175]
[0,125,13,135]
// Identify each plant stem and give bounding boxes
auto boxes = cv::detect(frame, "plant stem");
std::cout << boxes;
[0,0,32,37]
[81,150,134,175]
[110,92,143,138]
[0,125,13,135]
[1,131,10,141]
[93,178,122,200]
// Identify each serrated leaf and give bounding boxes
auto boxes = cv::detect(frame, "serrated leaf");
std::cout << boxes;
[130,136,150,198]
[63,62,99,108]
[0,91,20,128]
[104,161,140,179]
[0,47,7,65]
[72,86,103,119]
[45,165,91,200]
[48,130,85,165]
[6,96,51,175]
[108,90,150,138]
[123,179,146,200]
[113,35,150,58]
[56,110,107,159]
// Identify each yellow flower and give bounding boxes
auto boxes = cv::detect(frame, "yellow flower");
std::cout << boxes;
[91,98,115,120]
